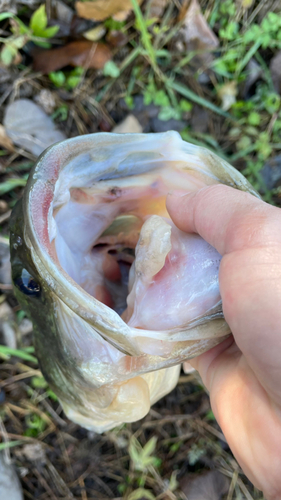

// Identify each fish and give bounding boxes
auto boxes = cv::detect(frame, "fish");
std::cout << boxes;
[10,131,257,432]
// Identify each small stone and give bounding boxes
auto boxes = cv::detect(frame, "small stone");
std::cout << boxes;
[113,115,143,134]
[4,99,66,156]
[0,452,23,500]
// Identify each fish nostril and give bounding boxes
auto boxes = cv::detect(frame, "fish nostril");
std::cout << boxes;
[14,269,41,297]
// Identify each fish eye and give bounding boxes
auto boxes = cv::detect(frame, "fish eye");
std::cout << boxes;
[14,269,41,297]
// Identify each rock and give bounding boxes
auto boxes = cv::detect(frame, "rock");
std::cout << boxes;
[112,115,143,134]
[150,117,186,133]
[180,471,229,500]
[22,443,46,463]
[0,452,23,500]
[4,99,66,156]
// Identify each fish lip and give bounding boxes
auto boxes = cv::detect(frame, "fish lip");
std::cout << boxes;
[22,131,254,354]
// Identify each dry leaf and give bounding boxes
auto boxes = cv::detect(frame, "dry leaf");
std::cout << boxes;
[270,50,281,95]
[0,124,15,152]
[113,115,143,134]
[33,41,112,73]
[180,0,218,67]
[76,0,143,21]
[149,0,168,19]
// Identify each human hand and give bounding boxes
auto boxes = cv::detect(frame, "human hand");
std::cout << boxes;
[166,185,281,500]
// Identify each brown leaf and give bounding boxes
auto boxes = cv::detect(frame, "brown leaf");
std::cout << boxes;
[0,124,15,152]
[75,0,143,21]
[180,0,218,66]
[270,50,281,95]
[33,41,112,74]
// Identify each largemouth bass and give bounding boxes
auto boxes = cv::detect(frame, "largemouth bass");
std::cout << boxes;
[10,132,257,432]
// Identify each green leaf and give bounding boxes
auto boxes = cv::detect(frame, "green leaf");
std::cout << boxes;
[1,44,17,65]
[31,376,48,389]
[66,75,81,89]
[128,488,155,500]
[158,106,181,121]
[248,112,261,126]
[0,12,15,21]
[179,99,192,112]
[0,440,23,451]
[154,89,170,107]
[49,71,66,87]
[0,177,27,195]
[39,25,59,38]
[103,61,120,78]
[142,436,157,458]
[30,4,47,34]
[0,345,37,363]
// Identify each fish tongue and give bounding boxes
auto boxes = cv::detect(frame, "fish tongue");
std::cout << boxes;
[125,215,172,324]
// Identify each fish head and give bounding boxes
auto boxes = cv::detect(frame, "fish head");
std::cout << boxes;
[10,131,257,431]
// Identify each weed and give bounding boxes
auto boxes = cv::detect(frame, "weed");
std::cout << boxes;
[0,6,59,65]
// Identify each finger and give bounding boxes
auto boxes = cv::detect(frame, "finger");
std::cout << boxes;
[166,185,281,255]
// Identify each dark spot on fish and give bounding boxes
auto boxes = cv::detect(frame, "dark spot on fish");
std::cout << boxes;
[109,187,122,198]
[14,269,41,297]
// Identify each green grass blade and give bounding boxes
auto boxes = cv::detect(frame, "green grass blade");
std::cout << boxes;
[236,39,262,76]
[166,80,234,120]
[0,178,27,195]
[0,345,37,363]
[130,0,157,70]
[0,440,23,451]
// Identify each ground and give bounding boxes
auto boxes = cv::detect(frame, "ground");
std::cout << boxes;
[0,0,280,498]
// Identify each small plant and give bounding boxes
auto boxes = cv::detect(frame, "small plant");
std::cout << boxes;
[0,6,59,65]
[49,67,84,90]
[129,436,161,472]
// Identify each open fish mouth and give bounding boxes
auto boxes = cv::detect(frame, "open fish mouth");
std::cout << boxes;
[10,131,257,431]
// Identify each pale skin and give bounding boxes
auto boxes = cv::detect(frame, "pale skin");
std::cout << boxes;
[166,185,281,500]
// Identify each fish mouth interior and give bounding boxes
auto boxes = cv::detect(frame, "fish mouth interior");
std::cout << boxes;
[50,146,221,331]
[52,171,176,316]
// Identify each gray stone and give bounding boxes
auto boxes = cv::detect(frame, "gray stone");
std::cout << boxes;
[4,99,66,156]
[0,452,23,500]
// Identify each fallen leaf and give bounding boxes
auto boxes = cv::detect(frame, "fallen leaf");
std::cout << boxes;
[4,99,66,156]
[33,41,112,73]
[149,0,168,19]
[75,0,143,21]
[180,0,218,67]
[180,471,229,500]
[0,124,15,152]
[270,50,281,95]
[113,115,143,133]
[217,81,237,111]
